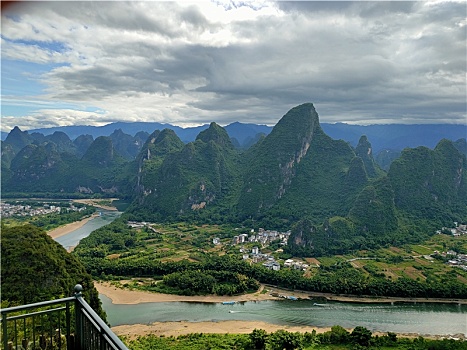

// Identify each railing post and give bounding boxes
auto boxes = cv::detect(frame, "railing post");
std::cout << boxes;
[2,310,8,350]
[66,299,72,350]
[74,284,83,350]
[73,285,129,350]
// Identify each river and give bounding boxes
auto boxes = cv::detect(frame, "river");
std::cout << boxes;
[54,213,467,336]
[101,296,467,336]
[55,210,122,250]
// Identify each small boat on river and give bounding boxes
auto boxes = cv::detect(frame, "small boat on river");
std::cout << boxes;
[313,303,326,306]
[222,301,235,305]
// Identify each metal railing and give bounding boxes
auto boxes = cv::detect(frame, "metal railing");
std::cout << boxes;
[0,285,128,350]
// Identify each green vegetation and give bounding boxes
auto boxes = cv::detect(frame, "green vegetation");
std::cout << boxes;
[126,328,467,349]
[2,135,132,196]
[3,103,466,258]
[355,135,383,178]
[3,107,466,347]
[388,140,467,226]
[126,104,466,257]
[129,122,241,222]
[73,219,467,299]
[147,270,259,296]
[1,224,106,320]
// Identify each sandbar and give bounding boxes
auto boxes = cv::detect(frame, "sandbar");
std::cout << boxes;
[95,281,467,306]
[47,213,99,239]
[95,282,282,304]
[73,198,119,211]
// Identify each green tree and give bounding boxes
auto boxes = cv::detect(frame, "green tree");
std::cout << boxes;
[350,326,372,347]
[329,325,350,344]
[268,330,303,350]
[249,329,267,349]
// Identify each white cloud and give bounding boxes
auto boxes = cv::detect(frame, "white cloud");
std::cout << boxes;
[1,109,110,131]
[1,0,466,132]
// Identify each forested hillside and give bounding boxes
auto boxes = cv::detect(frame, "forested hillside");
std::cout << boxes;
[1,224,106,319]
[2,103,466,256]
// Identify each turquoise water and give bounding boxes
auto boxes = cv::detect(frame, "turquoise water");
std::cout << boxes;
[55,210,122,249]
[100,295,467,336]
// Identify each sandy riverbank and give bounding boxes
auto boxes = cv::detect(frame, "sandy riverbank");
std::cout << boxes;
[111,321,449,341]
[96,282,331,339]
[96,282,464,340]
[95,281,467,306]
[47,213,99,239]
[95,282,282,304]
[73,198,119,211]
[112,321,333,340]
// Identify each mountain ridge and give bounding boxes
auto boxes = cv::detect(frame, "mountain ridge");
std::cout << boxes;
[2,103,466,257]
[3,121,465,154]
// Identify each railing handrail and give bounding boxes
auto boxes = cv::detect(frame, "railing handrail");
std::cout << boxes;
[0,296,75,315]
[1,284,129,350]
[74,286,129,350]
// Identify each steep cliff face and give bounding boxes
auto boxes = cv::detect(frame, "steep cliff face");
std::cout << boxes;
[355,135,381,178]
[388,139,467,223]
[82,136,116,167]
[133,129,184,199]
[238,103,323,215]
[130,123,240,219]
[237,103,369,224]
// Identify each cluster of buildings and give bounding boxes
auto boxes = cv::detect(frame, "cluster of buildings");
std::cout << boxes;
[436,222,467,237]
[127,221,160,234]
[433,250,467,271]
[284,259,310,271]
[0,201,83,217]
[127,221,149,229]
[231,228,291,246]
[240,246,281,271]
[215,228,303,272]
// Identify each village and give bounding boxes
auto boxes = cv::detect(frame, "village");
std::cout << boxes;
[127,221,304,272]
[433,222,467,271]
[436,221,467,237]
[0,200,87,218]
[218,228,310,272]
[432,249,467,272]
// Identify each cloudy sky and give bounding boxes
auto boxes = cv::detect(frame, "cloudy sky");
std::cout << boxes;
[1,1,466,132]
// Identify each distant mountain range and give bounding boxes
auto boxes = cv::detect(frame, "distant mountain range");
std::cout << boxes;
[2,103,465,257]
[2,120,465,154]
[0,121,272,149]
